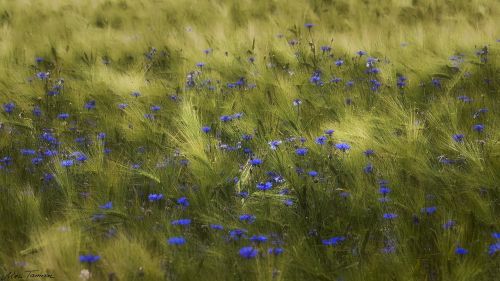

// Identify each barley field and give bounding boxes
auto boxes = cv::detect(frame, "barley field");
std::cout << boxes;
[0,0,499,280]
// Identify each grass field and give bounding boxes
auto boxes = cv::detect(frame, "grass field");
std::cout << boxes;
[0,0,499,280]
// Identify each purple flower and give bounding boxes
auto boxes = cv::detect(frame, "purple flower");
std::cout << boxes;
[383,213,398,219]
[322,236,345,246]
[455,247,468,255]
[239,246,259,259]
[335,143,350,152]
[452,134,464,142]
[168,236,186,245]
[295,148,308,156]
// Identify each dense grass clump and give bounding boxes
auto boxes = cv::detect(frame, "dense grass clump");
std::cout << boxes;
[0,0,499,280]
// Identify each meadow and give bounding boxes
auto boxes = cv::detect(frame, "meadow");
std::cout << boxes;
[0,0,499,280]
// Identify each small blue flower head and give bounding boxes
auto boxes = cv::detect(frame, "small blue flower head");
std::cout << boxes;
[20,149,36,156]
[168,236,186,245]
[229,228,248,240]
[268,247,284,255]
[304,23,315,29]
[239,214,256,223]
[148,193,164,202]
[84,100,96,110]
[171,219,191,226]
[151,105,161,112]
[283,199,294,206]
[239,246,259,259]
[383,213,398,219]
[364,163,373,174]
[293,99,302,106]
[315,136,327,145]
[308,170,318,177]
[268,140,282,150]
[443,220,456,230]
[452,134,464,142]
[324,129,334,136]
[220,115,232,122]
[421,206,437,215]
[257,181,273,191]
[61,160,74,167]
[3,102,15,114]
[488,242,500,256]
[357,50,367,56]
[472,124,484,133]
[210,224,224,230]
[196,62,205,68]
[455,247,468,255]
[335,59,344,66]
[79,254,100,263]
[97,132,106,140]
[321,46,331,52]
[295,148,308,156]
[118,103,128,110]
[250,158,262,166]
[177,197,189,207]
[379,186,391,196]
[492,232,500,240]
[32,106,42,117]
[201,126,211,133]
[335,143,351,152]
[35,57,44,63]
[322,236,346,246]
[250,235,268,244]
[131,91,141,97]
[36,72,49,80]
[99,201,113,210]
[57,113,69,120]
[238,191,249,198]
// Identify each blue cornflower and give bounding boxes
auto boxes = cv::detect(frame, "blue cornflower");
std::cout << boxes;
[32,106,42,117]
[321,46,331,52]
[177,197,189,207]
[238,191,249,198]
[268,247,284,255]
[397,75,407,88]
[148,193,163,202]
[201,126,211,133]
[421,206,437,215]
[431,78,441,88]
[250,235,268,243]
[229,228,247,240]
[322,236,346,246]
[168,236,186,245]
[36,72,49,80]
[239,214,256,223]
[324,129,334,136]
[310,71,323,86]
[443,220,456,230]
[196,62,205,68]
[364,163,373,174]
[472,124,484,133]
[3,102,15,114]
[20,149,36,155]
[283,199,294,206]
[293,99,302,106]
[455,247,468,255]
[79,255,100,263]
[99,201,112,210]
[383,213,398,219]
[379,187,391,196]
[335,143,351,152]
[250,158,262,166]
[239,246,259,259]
[304,23,315,29]
[295,148,308,156]
[335,59,344,66]
[171,219,191,226]
[357,50,367,56]
[61,160,74,167]
[268,140,282,150]
[31,157,43,165]
[131,91,141,97]
[220,115,232,122]
[308,170,318,177]
[210,224,224,230]
[151,105,161,112]
[97,132,106,140]
[84,100,96,110]
[315,136,327,145]
[257,181,273,191]
[118,103,128,109]
[452,134,464,142]
[493,233,500,239]
[488,242,500,256]
[57,113,69,120]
